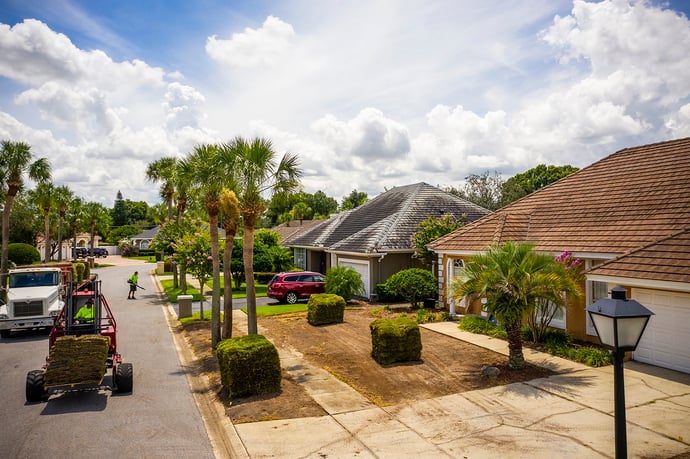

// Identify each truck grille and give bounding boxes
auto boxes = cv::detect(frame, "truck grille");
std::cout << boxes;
[13,301,44,317]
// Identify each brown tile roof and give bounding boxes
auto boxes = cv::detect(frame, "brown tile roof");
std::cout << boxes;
[588,227,690,284]
[429,137,690,256]
[272,220,324,243]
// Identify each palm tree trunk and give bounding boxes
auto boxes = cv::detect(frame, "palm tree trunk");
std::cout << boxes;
[0,194,16,301]
[198,283,205,321]
[210,214,221,348]
[222,236,235,340]
[505,320,526,369]
[44,210,50,263]
[243,221,258,335]
[57,215,64,261]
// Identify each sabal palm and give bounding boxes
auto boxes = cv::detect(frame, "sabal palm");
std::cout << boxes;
[30,182,55,263]
[146,157,178,222]
[229,136,302,335]
[219,189,240,340]
[0,140,51,293]
[84,201,112,252]
[53,185,73,261]
[65,196,85,259]
[453,241,580,369]
[183,144,238,347]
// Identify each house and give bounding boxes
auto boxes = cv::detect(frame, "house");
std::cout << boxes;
[130,225,228,252]
[271,219,324,244]
[284,182,490,299]
[428,137,690,373]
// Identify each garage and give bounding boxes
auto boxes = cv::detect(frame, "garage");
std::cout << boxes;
[338,258,371,299]
[632,288,690,374]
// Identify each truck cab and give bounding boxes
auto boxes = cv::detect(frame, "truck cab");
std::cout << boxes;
[0,264,71,338]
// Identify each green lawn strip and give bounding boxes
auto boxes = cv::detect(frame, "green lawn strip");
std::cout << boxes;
[159,279,203,302]
[127,255,157,263]
[203,279,268,299]
[241,303,308,316]
[179,311,224,326]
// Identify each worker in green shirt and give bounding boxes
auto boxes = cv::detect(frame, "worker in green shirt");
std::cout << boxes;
[74,298,95,324]
[128,271,138,299]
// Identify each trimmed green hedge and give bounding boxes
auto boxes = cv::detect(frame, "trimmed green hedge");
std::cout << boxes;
[370,316,422,365]
[8,243,40,265]
[216,335,281,397]
[307,293,345,325]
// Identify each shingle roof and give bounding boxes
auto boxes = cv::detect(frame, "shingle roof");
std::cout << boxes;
[429,137,690,257]
[588,227,690,284]
[272,219,324,243]
[286,182,490,253]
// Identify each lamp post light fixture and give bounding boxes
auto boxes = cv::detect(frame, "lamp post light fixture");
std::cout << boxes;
[586,286,654,459]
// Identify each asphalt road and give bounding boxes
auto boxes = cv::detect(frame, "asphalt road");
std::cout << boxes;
[0,261,215,459]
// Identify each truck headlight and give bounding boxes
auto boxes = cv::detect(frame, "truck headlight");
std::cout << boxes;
[0,313,8,320]
[50,310,59,317]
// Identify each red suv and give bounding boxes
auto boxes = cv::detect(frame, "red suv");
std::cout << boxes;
[267,271,326,304]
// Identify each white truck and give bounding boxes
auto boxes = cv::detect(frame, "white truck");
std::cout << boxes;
[0,264,72,338]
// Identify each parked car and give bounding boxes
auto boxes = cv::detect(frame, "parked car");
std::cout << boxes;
[73,247,88,259]
[267,271,326,304]
[91,248,108,258]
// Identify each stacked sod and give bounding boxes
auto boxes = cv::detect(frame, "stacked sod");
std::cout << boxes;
[44,336,110,387]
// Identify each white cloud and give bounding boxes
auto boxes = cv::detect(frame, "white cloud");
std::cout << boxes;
[206,15,295,67]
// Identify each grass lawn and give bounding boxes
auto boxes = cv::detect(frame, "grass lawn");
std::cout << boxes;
[241,303,308,316]
[160,279,203,302]
[179,311,223,325]
[204,278,268,299]
[127,255,157,263]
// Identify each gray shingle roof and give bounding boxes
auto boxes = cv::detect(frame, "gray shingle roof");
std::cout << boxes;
[286,182,489,253]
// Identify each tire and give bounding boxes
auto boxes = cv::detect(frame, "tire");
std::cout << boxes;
[26,370,46,402]
[0,329,10,339]
[115,363,133,393]
[285,291,298,304]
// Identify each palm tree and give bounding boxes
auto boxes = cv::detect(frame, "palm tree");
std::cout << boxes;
[146,157,178,222]
[452,241,581,369]
[184,144,244,346]
[53,185,73,261]
[84,201,112,254]
[220,189,240,340]
[0,140,51,292]
[29,182,55,263]
[229,137,302,335]
[65,197,85,259]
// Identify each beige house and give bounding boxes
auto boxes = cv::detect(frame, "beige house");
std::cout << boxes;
[429,137,690,374]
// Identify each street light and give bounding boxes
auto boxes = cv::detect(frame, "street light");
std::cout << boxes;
[586,286,654,459]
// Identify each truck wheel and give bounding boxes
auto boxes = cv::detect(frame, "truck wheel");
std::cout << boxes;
[0,329,10,339]
[285,292,298,304]
[26,370,47,402]
[115,363,133,393]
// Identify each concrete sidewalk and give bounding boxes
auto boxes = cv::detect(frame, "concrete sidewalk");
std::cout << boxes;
[226,314,690,458]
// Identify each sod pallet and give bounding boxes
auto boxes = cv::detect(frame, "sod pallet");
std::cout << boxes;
[44,335,110,388]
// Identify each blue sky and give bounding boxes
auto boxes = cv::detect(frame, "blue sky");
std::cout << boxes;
[1,0,690,206]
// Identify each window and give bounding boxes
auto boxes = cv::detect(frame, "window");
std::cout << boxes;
[586,280,609,335]
[537,299,566,329]
[294,248,306,270]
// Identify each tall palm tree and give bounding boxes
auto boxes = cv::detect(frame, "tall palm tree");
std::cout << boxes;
[230,137,302,335]
[146,157,178,222]
[0,140,51,292]
[184,144,239,347]
[29,182,55,263]
[53,185,73,261]
[220,189,240,340]
[452,241,581,369]
[65,196,85,259]
[84,201,112,254]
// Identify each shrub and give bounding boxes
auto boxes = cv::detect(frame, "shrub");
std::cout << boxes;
[370,316,422,365]
[307,293,346,325]
[415,309,450,324]
[571,347,611,367]
[216,335,281,397]
[254,272,276,284]
[458,316,507,339]
[325,266,364,301]
[72,262,86,283]
[374,283,404,303]
[384,268,437,308]
[8,243,40,266]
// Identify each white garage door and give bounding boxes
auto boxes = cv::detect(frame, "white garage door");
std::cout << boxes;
[338,258,370,299]
[632,288,690,374]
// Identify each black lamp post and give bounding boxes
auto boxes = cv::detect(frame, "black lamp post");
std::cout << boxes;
[586,286,654,459]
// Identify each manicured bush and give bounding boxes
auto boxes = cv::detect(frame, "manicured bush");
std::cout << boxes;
[384,268,438,308]
[307,293,346,325]
[415,308,450,324]
[325,266,365,301]
[216,335,281,397]
[370,316,422,365]
[72,262,86,283]
[8,243,40,266]
[374,283,404,303]
[458,316,507,339]
[254,272,276,284]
